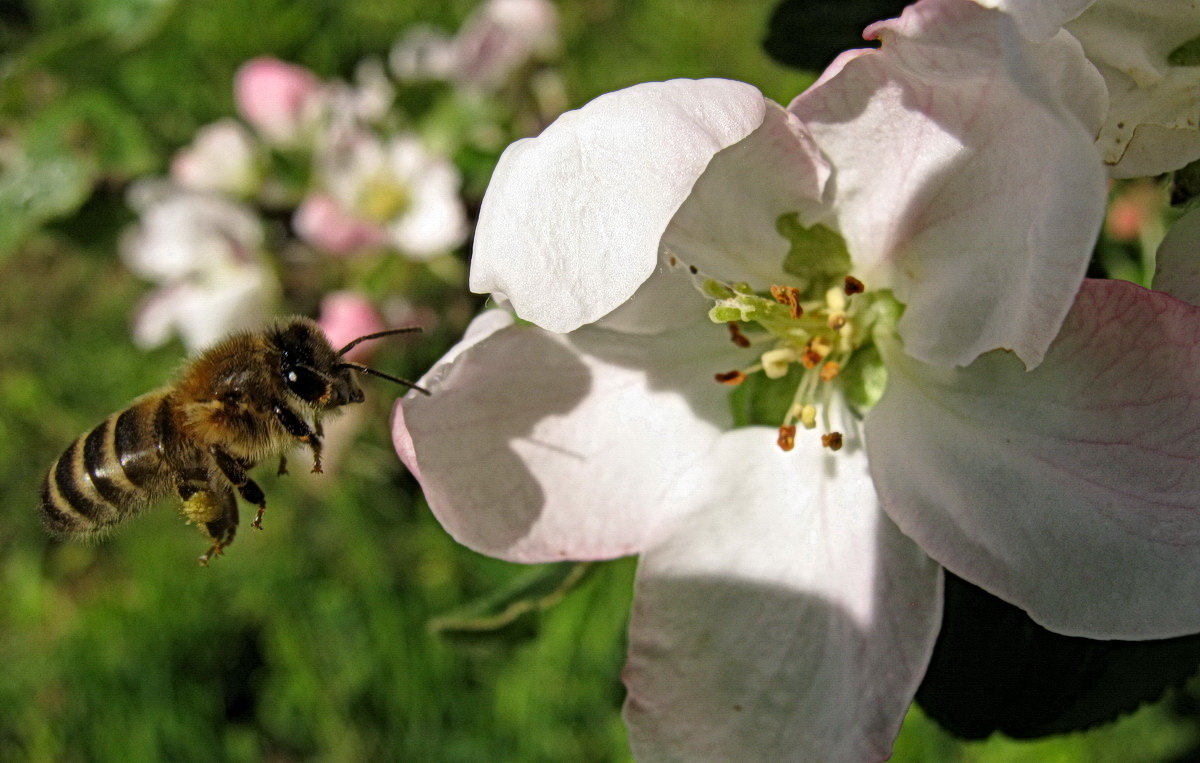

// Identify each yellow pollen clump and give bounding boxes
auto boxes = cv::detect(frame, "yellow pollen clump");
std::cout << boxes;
[819,361,841,382]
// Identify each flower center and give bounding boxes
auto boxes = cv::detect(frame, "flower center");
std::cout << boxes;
[357,174,413,223]
[695,214,898,452]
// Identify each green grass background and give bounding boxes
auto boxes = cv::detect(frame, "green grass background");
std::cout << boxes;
[2,0,1198,759]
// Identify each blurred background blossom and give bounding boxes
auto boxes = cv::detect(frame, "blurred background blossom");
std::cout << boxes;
[3,0,1199,759]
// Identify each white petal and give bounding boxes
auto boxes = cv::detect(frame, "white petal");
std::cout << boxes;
[1068,0,1200,177]
[660,100,829,289]
[790,0,1107,368]
[970,0,1095,40]
[390,165,469,257]
[1152,206,1200,306]
[868,279,1200,638]
[469,79,770,333]
[393,313,746,561]
[625,429,942,761]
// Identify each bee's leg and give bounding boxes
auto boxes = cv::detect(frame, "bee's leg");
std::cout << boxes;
[272,402,323,474]
[209,446,269,530]
[277,453,288,476]
[178,480,238,566]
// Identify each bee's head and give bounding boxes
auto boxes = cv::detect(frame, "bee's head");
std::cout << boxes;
[271,317,426,409]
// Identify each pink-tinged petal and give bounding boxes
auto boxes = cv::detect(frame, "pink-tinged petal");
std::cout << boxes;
[317,291,386,362]
[234,57,322,146]
[1153,207,1200,307]
[661,100,829,289]
[393,312,745,561]
[868,278,1200,639]
[790,0,1106,369]
[470,79,771,333]
[1067,0,1200,177]
[625,429,942,762]
[293,194,389,255]
[970,0,1094,40]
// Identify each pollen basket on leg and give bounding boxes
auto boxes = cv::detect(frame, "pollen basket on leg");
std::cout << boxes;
[682,215,898,452]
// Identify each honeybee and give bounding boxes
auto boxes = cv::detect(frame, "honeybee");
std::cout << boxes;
[39,317,426,565]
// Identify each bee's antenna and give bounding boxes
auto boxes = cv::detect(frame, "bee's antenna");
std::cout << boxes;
[336,327,423,357]
[338,362,431,396]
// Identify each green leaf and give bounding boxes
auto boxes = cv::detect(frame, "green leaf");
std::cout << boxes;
[81,0,177,47]
[0,148,94,256]
[25,90,157,178]
[917,572,1200,740]
[1168,35,1200,66]
[763,0,905,72]
[428,562,593,644]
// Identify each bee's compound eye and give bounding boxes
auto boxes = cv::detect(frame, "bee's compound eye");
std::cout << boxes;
[284,366,327,402]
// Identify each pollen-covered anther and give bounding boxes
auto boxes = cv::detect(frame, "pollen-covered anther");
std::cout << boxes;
[819,361,841,382]
[777,425,797,452]
[827,313,847,331]
[821,432,844,451]
[801,336,831,369]
[769,284,803,319]
[715,370,747,386]
[726,322,751,348]
[844,275,865,295]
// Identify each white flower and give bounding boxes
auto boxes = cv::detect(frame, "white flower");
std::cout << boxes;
[170,118,261,197]
[319,131,468,258]
[395,1,1200,758]
[390,0,559,91]
[121,183,277,353]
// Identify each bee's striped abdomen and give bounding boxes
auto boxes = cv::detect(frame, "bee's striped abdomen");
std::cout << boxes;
[40,395,171,536]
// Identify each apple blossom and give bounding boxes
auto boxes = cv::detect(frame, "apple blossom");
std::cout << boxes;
[170,118,261,197]
[391,0,1200,754]
[234,56,324,147]
[121,183,277,353]
[389,0,558,91]
[318,131,468,258]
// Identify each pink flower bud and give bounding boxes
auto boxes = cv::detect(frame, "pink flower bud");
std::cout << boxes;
[319,291,387,361]
[234,57,322,146]
[293,194,389,255]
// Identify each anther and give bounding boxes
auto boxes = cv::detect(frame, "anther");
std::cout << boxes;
[727,322,751,348]
[689,265,699,275]
[844,275,865,295]
[715,370,747,385]
[762,347,797,379]
[800,405,817,429]
[821,432,844,451]
[777,425,797,452]
[827,314,847,330]
[769,284,803,319]
[819,361,841,382]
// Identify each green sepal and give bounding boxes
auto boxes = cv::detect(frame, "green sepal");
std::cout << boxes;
[839,344,888,415]
[728,362,805,428]
[778,212,851,295]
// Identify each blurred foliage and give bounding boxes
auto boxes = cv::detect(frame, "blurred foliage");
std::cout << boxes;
[1,0,1198,760]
